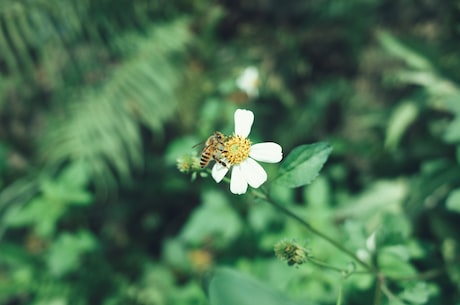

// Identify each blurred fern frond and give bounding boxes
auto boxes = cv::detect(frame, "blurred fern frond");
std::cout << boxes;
[40,20,191,187]
[0,0,184,102]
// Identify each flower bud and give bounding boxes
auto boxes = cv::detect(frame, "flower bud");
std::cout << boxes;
[274,239,310,267]
[177,155,201,173]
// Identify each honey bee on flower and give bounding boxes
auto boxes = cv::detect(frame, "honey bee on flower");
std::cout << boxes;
[195,131,229,169]
[211,109,283,194]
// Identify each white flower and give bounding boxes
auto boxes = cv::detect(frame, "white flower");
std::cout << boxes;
[236,66,260,98]
[212,109,283,194]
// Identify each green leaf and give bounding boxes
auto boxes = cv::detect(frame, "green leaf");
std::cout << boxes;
[444,118,460,143]
[385,101,419,151]
[40,20,191,189]
[377,31,433,71]
[3,197,64,237]
[399,282,431,304]
[46,231,97,277]
[165,136,200,165]
[378,248,417,278]
[208,268,307,305]
[335,180,408,220]
[388,299,408,305]
[180,190,242,248]
[58,160,92,189]
[375,213,412,247]
[275,143,332,188]
[457,146,460,165]
[41,179,92,206]
[162,238,190,270]
[446,189,460,213]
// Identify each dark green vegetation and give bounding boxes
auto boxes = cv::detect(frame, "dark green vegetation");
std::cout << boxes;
[1,1,460,304]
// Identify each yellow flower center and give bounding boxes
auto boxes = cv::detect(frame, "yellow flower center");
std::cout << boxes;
[224,135,251,165]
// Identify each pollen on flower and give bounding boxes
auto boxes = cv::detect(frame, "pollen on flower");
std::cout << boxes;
[223,135,252,165]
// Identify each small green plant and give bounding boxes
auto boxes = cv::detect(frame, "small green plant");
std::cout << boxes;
[179,108,446,305]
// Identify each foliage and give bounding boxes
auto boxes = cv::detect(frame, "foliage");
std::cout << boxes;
[208,268,307,305]
[276,142,332,188]
[1,0,460,305]
[40,20,190,187]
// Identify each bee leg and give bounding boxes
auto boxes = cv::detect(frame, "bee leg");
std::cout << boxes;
[214,157,229,168]
[220,160,230,168]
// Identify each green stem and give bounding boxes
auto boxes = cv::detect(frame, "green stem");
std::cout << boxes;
[309,258,345,273]
[387,266,445,281]
[373,277,382,305]
[379,278,402,304]
[309,257,370,275]
[252,188,378,276]
[336,280,344,305]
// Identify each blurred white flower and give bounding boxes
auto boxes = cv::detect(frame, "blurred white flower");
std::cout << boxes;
[212,109,282,194]
[356,231,377,264]
[356,249,370,263]
[366,231,376,253]
[236,67,260,98]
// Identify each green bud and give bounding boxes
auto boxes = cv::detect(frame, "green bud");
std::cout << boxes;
[177,155,201,173]
[274,239,310,267]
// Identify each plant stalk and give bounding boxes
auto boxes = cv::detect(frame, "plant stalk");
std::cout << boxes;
[253,188,378,275]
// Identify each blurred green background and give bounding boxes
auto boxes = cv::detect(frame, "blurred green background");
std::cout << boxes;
[1,0,460,304]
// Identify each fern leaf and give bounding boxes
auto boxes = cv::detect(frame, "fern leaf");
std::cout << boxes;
[40,20,191,188]
[0,20,19,75]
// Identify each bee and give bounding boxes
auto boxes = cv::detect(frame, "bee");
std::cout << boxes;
[195,131,228,168]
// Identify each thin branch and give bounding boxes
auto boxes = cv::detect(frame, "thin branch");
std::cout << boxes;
[388,267,445,282]
[252,187,379,276]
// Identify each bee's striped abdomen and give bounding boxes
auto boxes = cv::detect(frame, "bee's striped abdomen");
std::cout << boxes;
[198,131,228,169]
[200,149,212,168]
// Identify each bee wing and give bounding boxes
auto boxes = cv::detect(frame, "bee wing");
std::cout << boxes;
[192,141,205,149]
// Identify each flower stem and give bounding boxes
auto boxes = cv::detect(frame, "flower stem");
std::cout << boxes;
[253,188,378,276]
[337,280,344,305]
[309,258,345,273]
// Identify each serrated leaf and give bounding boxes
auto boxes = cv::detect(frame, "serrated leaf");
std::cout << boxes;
[446,189,460,213]
[275,143,332,188]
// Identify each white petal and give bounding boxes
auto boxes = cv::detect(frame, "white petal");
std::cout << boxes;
[230,165,248,194]
[249,142,283,163]
[237,67,258,85]
[212,163,229,183]
[240,158,267,188]
[234,109,254,138]
[236,67,259,97]
[245,87,259,98]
